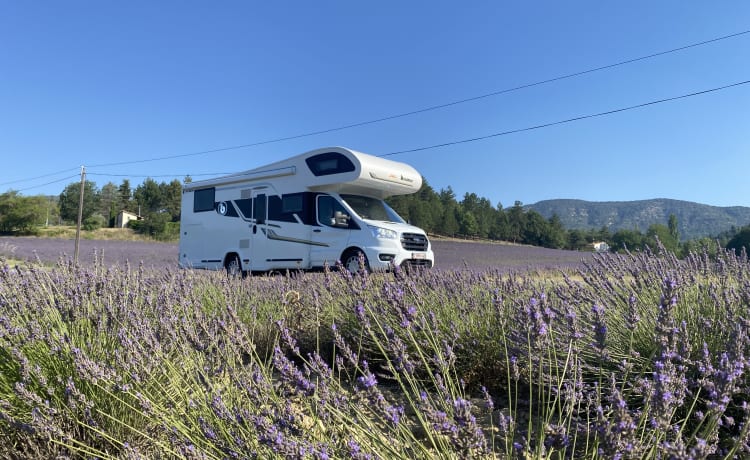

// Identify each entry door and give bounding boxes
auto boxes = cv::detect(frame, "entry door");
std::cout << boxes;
[309,194,352,267]
[248,191,270,270]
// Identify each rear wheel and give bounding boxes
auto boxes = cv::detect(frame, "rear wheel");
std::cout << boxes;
[342,249,369,275]
[225,254,243,277]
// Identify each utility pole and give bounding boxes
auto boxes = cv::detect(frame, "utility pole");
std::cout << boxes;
[74,166,85,264]
[45,196,51,227]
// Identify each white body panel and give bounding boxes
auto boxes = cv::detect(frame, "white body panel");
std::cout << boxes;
[178,147,434,272]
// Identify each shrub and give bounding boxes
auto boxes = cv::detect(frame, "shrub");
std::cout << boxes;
[82,213,106,231]
[128,212,178,241]
[727,227,750,255]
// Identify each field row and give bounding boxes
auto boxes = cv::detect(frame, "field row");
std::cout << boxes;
[0,236,592,272]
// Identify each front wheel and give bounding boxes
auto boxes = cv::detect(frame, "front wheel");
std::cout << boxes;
[342,249,369,275]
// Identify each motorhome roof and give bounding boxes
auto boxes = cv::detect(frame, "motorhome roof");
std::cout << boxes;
[183,147,423,198]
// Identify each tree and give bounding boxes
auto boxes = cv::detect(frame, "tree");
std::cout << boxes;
[611,229,645,252]
[522,210,548,246]
[668,214,679,242]
[99,182,119,227]
[595,226,611,244]
[118,179,134,213]
[460,193,485,236]
[0,191,47,233]
[408,201,432,232]
[544,214,567,249]
[490,204,509,240]
[440,204,460,236]
[59,181,100,223]
[681,237,720,259]
[134,178,164,215]
[506,201,526,243]
[566,228,590,251]
[439,186,457,207]
[161,179,183,221]
[646,223,679,254]
[414,179,441,233]
[726,227,750,256]
[473,196,495,238]
[458,210,479,237]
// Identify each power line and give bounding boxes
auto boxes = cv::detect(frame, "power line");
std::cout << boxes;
[15,174,81,193]
[379,79,750,157]
[86,78,750,176]
[82,29,749,169]
[6,29,749,185]
[87,172,232,178]
[0,167,80,187]
[10,76,749,189]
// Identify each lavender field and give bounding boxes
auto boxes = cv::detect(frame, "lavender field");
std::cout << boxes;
[0,236,591,272]
[2,239,750,458]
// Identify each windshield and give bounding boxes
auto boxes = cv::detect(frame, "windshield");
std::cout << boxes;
[340,194,405,224]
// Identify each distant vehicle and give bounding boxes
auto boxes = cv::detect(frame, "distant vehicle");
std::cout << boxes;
[178,147,434,275]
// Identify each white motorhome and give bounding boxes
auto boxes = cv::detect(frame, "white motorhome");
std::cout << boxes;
[178,147,434,274]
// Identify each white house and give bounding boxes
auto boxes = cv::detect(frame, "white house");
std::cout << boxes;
[116,211,140,228]
[593,241,610,253]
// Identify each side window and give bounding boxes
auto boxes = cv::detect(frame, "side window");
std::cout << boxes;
[317,195,355,229]
[194,188,215,212]
[253,194,266,224]
[235,198,253,218]
[282,194,303,214]
[268,194,303,223]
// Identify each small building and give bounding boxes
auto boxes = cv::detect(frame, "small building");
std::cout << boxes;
[116,210,140,228]
[593,241,610,253]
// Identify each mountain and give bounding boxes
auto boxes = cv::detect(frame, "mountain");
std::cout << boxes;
[527,199,750,241]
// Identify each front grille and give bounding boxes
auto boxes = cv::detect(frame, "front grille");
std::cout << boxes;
[401,233,429,251]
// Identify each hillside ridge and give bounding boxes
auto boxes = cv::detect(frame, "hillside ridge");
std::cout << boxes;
[527,198,750,241]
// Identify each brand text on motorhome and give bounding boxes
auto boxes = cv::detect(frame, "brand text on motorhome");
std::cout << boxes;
[178,147,435,274]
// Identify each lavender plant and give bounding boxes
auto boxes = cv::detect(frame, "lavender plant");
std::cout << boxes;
[0,241,748,459]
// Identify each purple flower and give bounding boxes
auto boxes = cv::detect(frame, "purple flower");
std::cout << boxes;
[357,371,377,389]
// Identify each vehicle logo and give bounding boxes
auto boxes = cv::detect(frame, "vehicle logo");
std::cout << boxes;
[217,201,228,215]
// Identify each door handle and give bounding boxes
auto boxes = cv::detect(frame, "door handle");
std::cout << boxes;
[313,229,321,233]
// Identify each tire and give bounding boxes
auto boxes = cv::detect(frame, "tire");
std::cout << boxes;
[225,254,243,277]
[342,249,369,275]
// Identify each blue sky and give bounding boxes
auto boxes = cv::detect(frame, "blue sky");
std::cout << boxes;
[1,2,749,208]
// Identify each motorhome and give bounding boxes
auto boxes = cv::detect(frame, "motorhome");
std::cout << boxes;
[178,147,434,274]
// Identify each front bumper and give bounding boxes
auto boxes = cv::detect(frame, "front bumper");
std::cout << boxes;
[364,245,434,270]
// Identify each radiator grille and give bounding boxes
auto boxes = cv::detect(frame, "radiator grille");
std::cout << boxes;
[401,233,429,251]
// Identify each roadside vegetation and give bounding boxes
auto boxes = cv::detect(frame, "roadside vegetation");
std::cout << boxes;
[1,243,749,458]
[35,226,158,241]
[3,177,750,253]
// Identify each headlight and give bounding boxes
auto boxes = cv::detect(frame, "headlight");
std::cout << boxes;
[369,225,398,239]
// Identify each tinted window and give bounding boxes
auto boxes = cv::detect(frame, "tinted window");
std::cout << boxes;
[268,195,299,223]
[235,198,252,218]
[253,194,266,223]
[305,152,356,177]
[194,188,215,212]
[282,194,303,213]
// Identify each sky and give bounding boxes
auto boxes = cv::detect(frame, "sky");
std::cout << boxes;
[1,2,749,208]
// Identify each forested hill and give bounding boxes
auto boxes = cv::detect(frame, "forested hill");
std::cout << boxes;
[527,198,750,241]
